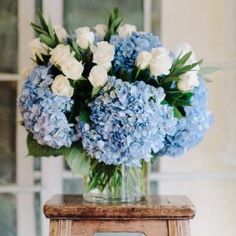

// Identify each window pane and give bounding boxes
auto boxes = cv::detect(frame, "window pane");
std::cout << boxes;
[34,192,41,236]
[63,178,83,194]
[35,0,42,23]
[0,194,16,236]
[0,82,16,185]
[64,0,143,30]
[150,181,158,194]
[152,0,161,35]
[0,0,18,73]
[36,0,42,12]
[34,159,41,171]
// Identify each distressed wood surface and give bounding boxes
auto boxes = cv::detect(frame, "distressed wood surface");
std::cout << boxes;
[44,195,195,220]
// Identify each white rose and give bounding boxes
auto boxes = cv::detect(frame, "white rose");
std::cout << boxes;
[29,38,48,60]
[61,57,84,80]
[93,24,107,39]
[92,41,115,70]
[88,65,108,87]
[51,75,74,97]
[117,24,137,37]
[149,47,172,76]
[136,51,153,70]
[175,42,200,71]
[177,71,199,91]
[75,27,95,49]
[152,47,170,56]
[53,25,68,42]
[50,44,72,66]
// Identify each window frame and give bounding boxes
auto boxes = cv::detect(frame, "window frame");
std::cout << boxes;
[1,0,236,236]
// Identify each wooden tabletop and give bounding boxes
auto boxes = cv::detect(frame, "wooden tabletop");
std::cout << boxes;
[44,195,195,220]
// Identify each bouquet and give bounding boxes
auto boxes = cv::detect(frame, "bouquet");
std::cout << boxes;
[19,9,213,202]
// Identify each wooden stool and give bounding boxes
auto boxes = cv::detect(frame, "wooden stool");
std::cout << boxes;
[44,195,195,236]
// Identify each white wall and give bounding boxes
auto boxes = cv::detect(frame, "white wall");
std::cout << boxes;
[159,0,236,235]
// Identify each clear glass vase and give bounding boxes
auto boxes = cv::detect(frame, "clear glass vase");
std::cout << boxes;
[83,161,148,203]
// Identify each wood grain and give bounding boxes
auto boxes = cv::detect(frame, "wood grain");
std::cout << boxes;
[49,220,72,236]
[49,220,58,236]
[71,219,168,236]
[168,220,190,236]
[44,195,195,220]
[46,195,194,236]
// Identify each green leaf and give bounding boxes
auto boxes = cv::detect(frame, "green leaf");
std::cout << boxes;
[105,8,123,41]
[199,66,220,76]
[176,51,192,66]
[108,8,119,28]
[71,41,80,53]
[39,34,56,48]
[38,11,49,32]
[115,68,132,82]
[181,91,193,100]
[110,18,123,33]
[79,110,90,122]
[162,76,180,84]
[27,133,91,176]
[41,54,51,64]
[92,86,101,97]
[111,7,119,21]
[174,99,191,106]
[30,22,46,35]
[64,145,91,176]
[27,133,63,157]
[113,7,119,18]
[47,19,56,41]
[34,54,46,65]
[171,60,203,77]
[71,41,82,61]
[165,90,181,94]
[173,107,184,119]
[113,18,123,32]
[161,99,168,105]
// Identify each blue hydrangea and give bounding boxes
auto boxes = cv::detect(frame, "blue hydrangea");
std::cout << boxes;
[110,32,161,72]
[19,64,79,148]
[157,78,213,157]
[80,76,177,167]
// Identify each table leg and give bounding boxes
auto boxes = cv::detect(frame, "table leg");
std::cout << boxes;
[49,220,72,236]
[168,220,190,236]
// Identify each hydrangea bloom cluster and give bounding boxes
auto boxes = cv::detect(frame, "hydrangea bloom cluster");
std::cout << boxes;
[20,9,214,175]
[158,78,214,157]
[80,76,177,166]
[19,65,79,148]
[110,32,161,72]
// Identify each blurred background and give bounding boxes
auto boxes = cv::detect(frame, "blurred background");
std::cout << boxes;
[0,0,235,235]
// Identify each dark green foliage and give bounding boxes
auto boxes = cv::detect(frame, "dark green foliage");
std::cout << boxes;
[31,11,59,48]
[30,11,58,64]
[69,78,93,123]
[104,7,123,41]
[27,133,91,175]
[161,52,201,117]
[86,160,122,192]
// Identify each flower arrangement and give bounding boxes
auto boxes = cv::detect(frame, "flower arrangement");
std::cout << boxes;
[19,9,213,200]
